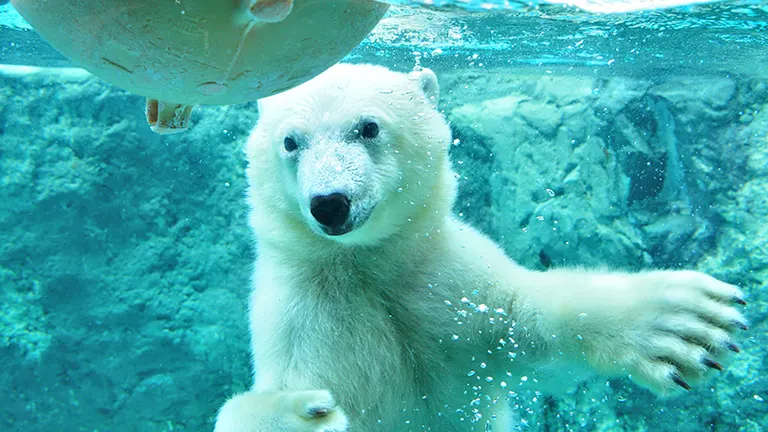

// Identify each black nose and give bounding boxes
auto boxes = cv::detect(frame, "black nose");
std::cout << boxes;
[310,193,350,229]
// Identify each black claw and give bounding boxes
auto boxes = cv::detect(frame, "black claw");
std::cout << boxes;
[672,374,692,391]
[734,321,749,331]
[727,342,741,353]
[308,408,330,419]
[733,297,747,306]
[703,358,724,371]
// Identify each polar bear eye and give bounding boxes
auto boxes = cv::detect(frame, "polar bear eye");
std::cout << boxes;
[283,136,298,152]
[361,121,379,139]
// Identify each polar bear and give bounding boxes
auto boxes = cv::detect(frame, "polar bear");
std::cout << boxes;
[214,64,747,432]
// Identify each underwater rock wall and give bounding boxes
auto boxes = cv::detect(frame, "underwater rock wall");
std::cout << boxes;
[0,66,765,431]
[0,67,257,431]
[444,71,760,272]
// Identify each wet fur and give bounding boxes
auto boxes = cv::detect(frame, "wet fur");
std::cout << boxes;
[214,64,746,432]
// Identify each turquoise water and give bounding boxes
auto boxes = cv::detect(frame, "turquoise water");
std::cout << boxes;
[1,1,766,431]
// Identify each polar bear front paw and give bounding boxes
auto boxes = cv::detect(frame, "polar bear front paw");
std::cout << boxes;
[581,270,747,396]
[214,389,348,432]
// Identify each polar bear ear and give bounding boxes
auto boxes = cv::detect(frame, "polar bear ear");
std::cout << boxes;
[257,98,269,114]
[257,97,279,119]
[411,68,439,108]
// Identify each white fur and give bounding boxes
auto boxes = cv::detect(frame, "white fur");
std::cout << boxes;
[214,64,746,432]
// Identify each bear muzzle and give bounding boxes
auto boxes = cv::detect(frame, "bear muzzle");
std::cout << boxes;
[310,193,351,235]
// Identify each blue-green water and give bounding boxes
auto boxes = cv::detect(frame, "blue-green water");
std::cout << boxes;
[1,1,766,431]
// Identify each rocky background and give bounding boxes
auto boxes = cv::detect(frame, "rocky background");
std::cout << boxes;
[0,63,765,431]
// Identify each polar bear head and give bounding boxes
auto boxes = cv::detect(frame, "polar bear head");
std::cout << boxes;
[245,63,456,247]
